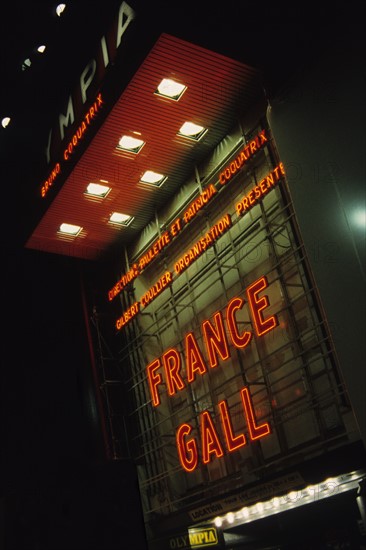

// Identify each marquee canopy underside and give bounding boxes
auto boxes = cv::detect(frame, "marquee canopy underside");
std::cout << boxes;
[26,34,262,260]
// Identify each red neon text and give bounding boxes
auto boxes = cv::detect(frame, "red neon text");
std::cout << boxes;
[174,214,232,275]
[63,94,103,161]
[183,184,217,223]
[219,130,268,186]
[109,264,139,301]
[176,385,270,472]
[146,275,277,407]
[115,301,140,330]
[235,163,285,216]
[41,163,61,197]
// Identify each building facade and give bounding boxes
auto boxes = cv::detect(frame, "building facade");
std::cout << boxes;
[23,2,365,549]
[103,98,365,550]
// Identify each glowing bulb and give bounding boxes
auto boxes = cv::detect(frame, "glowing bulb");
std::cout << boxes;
[272,497,280,508]
[241,507,249,518]
[353,209,366,228]
[1,117,11,128]
[56,3,66,16]
[214,517,222,527]
[22,58,32,71]
[226,512,234,523]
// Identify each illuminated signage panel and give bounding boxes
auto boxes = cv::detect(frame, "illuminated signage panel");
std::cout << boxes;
[145,274,276,472]
[41,94,104,197]
[112,120,354,538]
[40,1,135,197]
[107,129,269,303]
[167,527,220,550]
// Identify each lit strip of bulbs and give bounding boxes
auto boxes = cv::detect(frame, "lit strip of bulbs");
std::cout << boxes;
[212,470,363,529]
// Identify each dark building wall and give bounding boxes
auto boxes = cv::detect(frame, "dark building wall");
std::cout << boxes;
[267,33,366,445]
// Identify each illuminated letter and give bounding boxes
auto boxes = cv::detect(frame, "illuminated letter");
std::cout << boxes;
[202,312,229,368]
[226,297,252,348]
[241,387,270,440]
[59,95,75,141]
[186,332,208,383]
[259,129,268,144]
[163,349,185,397]
[116,1,135,48]
[100,35,109,68]
[246,276,278,336]
[80,59,97,104]
[201,411,224,464]
[218,400,246,451]
[176,424,198,472]
[146,359,162,407]
[45,129,52,164]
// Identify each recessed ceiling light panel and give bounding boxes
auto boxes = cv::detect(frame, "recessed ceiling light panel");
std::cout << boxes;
[58,223,82,236]
[155,78,186,100]
[109,212,133,226]
[117,135,145,153]
[140,171,167,187]
[178,122,207,141]
[85,182,111,197]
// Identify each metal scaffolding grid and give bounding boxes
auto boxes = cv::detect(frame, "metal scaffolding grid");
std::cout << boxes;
[101,119,359,529]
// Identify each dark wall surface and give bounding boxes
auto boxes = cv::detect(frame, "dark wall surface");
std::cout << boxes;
[268,30,366,444]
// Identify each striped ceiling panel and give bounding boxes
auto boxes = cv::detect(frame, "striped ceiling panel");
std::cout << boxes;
[26,33,262,260]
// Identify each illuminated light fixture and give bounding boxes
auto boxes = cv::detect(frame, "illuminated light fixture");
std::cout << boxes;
[56,3,66,16]
[117,135,145,153]
[22,58,32,71]
[1,117,11,128]
[213,517,222,528]
[210,471,364,531]
[155,78,186,100]
[226,512,234,524]
[241,507,249,518]
[353,209,366,228]
[85,182,111,198]
[272,497,280,508]
[140,170,167,187]
[109,212,133,226]
[178,121,207,141]
[37,45,46,53]
[58,223,82,236]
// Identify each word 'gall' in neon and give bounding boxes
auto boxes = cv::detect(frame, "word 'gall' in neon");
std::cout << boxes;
[176,386,271,472]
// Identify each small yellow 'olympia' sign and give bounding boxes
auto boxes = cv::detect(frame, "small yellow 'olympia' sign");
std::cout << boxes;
[189,527,218,548]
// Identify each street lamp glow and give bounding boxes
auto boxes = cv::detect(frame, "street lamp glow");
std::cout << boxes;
[56,4,66,16]
[353,209,366,228]
[1,117,11,128]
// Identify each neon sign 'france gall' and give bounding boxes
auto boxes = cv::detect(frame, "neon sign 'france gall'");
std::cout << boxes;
[146,274,278,472]
[45,2,135,167]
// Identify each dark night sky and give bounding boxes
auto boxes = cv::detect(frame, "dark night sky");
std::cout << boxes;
[0,1,364,547]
